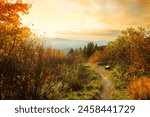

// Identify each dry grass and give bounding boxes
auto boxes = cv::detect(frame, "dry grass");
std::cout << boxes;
[127,77,150,100]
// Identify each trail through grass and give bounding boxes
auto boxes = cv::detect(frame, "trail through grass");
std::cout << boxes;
[86,63,114,99]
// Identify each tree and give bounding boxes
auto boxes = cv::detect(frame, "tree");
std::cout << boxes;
[96,27,150,77]
[0,0,32,99]
[68,48,74,54]
[0,0,31,62]
[83,42,98,58]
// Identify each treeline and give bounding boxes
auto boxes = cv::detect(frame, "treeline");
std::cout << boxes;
[0,1,102,99]
[69,42,106,60]
[90,27,150,99]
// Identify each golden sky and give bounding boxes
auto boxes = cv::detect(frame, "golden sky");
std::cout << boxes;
[22,0,150,40]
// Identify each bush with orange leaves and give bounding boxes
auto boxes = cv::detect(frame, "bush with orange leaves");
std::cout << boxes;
[127,77,150,100]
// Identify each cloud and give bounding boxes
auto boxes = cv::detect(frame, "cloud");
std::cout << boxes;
[65,0,93,6]
[61,0,150,39]
[67,0,150,27]
[22,0,150,40]
[51,28,121,40]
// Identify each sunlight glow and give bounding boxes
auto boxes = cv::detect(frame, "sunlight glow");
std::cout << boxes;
[21,0,150,40]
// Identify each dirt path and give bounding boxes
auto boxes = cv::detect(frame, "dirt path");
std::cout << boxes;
[86,63,114,99]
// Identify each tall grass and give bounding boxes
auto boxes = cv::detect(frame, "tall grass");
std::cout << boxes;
[127,77,150,100]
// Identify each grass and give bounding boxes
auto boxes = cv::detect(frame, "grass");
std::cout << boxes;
[64,79,102,100]
[127,77,150,100]
[64,67,103,100]
[108,65,131,100]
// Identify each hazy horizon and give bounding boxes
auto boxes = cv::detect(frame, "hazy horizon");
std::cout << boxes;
[38,37,109,51]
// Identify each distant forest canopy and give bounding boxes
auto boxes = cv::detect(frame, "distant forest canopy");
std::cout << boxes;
[68,42,106,58]
[0,1,150,100]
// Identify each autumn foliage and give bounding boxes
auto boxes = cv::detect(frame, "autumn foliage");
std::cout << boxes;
[0,1,103,99]
[92,27,150,77]
[127,78,150,99]
[89,27,150,99]
[0,0,31,26]
[0,0,149,100]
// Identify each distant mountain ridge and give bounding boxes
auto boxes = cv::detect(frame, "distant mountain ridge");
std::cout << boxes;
[39,38,109,52]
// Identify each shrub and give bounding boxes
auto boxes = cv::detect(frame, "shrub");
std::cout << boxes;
[127,77,150,100]
[111,90,130,100]
[110,65,127,89]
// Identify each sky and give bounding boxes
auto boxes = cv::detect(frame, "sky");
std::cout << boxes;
[22,0,150,41]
